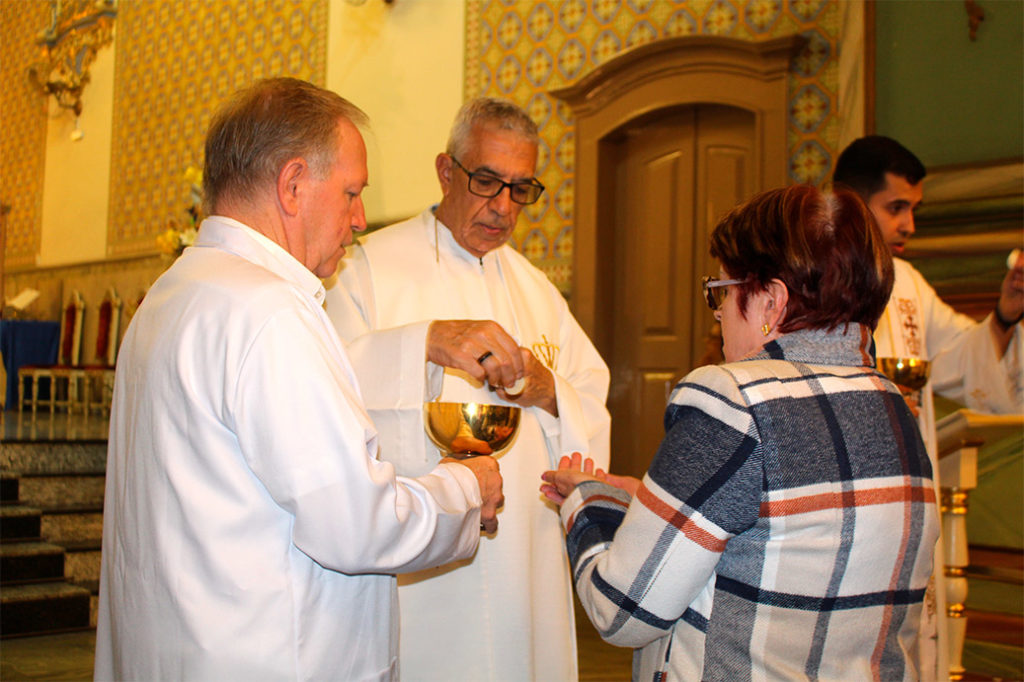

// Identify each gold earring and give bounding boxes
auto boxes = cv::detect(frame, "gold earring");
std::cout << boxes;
[761,323,771,336]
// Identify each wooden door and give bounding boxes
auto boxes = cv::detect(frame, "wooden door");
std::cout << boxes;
[604,104,755,478]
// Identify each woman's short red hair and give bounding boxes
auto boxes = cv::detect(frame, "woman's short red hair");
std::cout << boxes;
[709,184,894,333]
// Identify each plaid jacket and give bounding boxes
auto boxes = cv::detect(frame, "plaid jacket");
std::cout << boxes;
[561,325,938,681]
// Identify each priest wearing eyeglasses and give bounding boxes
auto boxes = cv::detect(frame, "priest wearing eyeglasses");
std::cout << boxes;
[325,98,611,682]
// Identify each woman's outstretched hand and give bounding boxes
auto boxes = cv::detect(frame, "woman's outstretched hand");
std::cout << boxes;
[593,467,641,497]
[542,453,644,505]
[540,452,599,505]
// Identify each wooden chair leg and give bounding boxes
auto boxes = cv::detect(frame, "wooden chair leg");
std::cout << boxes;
[81,373,92,416]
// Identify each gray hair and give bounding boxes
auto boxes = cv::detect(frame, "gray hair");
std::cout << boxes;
[203,77,368,214]
[445,97,539,159]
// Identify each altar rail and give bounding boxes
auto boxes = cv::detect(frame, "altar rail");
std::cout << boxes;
[936,408,1024,681]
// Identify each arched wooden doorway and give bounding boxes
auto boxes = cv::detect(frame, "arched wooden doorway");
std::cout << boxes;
[553,35,804,477]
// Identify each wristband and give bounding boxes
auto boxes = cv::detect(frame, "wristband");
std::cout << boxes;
[994,306,1023,331]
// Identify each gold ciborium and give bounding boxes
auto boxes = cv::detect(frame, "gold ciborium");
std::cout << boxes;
[424,402,521,459]
[877,357,931,391]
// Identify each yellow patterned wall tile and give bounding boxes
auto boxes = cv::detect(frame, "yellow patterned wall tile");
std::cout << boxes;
[689,0,717,18]
[514,38,533,65]
[820,61,839,93]
[818,0,840,33]
[483,0,506,28]
[575,18,600,47]
[591,0,619,25]
[664,8,698,37]
[646,1,676,28]
[822,117,840,146]
[107,0,327,257]
[733,24,754,40]
[1,1,51,269]
[775,12,800,35]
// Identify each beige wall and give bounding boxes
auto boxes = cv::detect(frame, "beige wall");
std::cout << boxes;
[327,0,465,224]
[39,37,115,267]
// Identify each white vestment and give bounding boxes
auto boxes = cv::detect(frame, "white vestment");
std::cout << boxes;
[95,217,485,682]
[876,258,1023,453]
[873,257,1023,680]
[326,208,612,682]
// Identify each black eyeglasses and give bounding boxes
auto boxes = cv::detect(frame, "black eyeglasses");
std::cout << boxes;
[449,155,545,205]
[701,275,745,311]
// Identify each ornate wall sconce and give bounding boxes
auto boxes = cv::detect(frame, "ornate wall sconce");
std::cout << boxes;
[27,0,117,126]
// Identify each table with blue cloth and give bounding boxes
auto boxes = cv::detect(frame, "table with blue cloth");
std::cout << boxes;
[1,320,60,410]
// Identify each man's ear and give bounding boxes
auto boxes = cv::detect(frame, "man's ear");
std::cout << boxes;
[435,153,453,197]
[277,158,307,216]
[763,278,790,331]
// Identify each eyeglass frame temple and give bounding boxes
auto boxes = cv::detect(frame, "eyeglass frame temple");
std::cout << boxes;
[701,275,745,310]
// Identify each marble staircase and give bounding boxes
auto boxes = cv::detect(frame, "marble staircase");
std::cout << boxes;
[1,436,106,638]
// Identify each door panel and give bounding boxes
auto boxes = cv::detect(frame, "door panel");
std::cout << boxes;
[605,105,754,479]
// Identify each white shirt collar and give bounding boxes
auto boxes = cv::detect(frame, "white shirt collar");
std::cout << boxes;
[195,215,326,304]
[428,207,500,267]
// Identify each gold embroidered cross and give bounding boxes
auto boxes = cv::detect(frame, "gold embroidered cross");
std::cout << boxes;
[896,298,922,357]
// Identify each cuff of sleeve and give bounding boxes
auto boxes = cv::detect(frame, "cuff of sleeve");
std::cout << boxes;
[400,321,433,405]
[560,480,631,567]
[559,479,630,530]
[434,462,483,507]
[535,399,561,437]
[994,307,1024,331]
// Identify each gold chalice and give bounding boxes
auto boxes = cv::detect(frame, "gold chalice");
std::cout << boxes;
[424,402,521,459]
[877,357,931,391]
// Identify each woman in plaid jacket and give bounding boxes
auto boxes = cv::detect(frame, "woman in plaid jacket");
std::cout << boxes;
[543,185,938,681]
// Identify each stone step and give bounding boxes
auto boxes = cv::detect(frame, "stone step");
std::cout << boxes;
[1,474,18,503]
[0,581,91,638]
[0,434,104,638]
[62,540,102,585]
[76,579,101,629]
[16,474,105,508]
[1,442,107,477]
[1,542,66,584]
[0,505,42,541]
[41,507,103,544]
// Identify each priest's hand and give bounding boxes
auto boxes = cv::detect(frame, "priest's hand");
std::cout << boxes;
[427,320,524,390]
[494,347,558,417]
[989,250,1022,357]
[445,455,504,534]
[1002,250,1024,315]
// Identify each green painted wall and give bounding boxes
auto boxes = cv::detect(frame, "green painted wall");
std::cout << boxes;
[875,0,1023,167]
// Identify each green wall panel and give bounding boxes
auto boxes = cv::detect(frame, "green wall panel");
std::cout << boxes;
[875,0,1023,167]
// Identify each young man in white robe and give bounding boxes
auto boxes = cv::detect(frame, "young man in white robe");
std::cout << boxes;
[95,78,505,682]
[326,98,611,681]
[833,135,1024,680]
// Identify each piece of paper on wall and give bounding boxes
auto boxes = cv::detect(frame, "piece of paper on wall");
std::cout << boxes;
[5,289,40,310]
